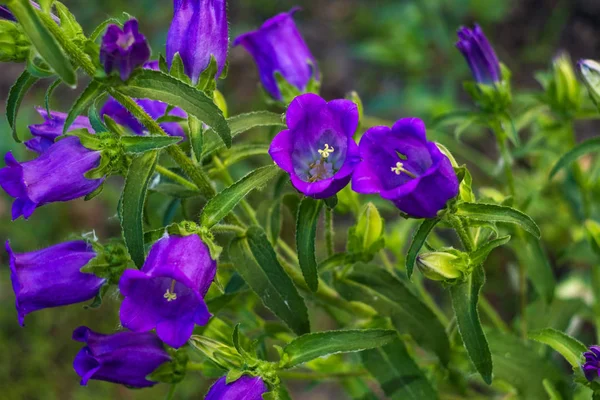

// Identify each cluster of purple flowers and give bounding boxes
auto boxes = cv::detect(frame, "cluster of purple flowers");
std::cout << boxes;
[0,0,512,397]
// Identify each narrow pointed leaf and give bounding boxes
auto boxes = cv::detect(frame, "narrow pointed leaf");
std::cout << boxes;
[7,0,76,86]
[335,264,450,365]
[362,340,438,400]
[282,329,397,368]
[513,234,556,304]
[529,328,587,368]
[7,70,38,142]
[188,115,203,161]
[228,226,309,335]
[450,265,493,384]
[44,78,61,116]
[120,135,182,154]
[200,165,280,228]
[550,137,600,178]
[406,218,440,279]
[64,80,105,134]
[296,197,323,292]
[114,70,230,147]
[470,235,511,265]
[456,202,540,238]
[121,151,158,267]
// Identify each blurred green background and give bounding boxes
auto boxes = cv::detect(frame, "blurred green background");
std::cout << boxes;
[1,0,599,398]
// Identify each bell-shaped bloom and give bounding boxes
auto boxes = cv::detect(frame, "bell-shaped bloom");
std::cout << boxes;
[73,326,171,388]
[205,375,268,400]
[0,137,103,220]
[584,345,600,382]
[100,19,150,81]
[269,93,359,199]
[456,25,501,84]
[166,0,228,84]
[234,8,318,101]
[6,240,104,325]
[100,61,187,138]
[26,107,93,154]
[0,5,16,21]
[352,118,459,219]
[119,234,216,348]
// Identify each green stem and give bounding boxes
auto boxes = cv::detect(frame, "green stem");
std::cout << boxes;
[212,155,259,225]
[211,224,246,235]
[165,384,177,400]
[155,165,199,191]
[278,370,368,380]
[565,122,591,219]
[449,216,475,253]
[496,134,516,199]
[325,208,334,257]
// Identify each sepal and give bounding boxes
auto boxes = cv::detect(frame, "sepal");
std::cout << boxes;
[0,20,29,62]
[147,348,189,384]
[188,335,244,370]
[463,63,512,114]
[416,248,469,283]
[538,53,582,118]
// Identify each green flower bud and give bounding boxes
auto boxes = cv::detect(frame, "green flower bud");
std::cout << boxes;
[416,249,469,282]
[540,53,582,117]
[0,20,30,62]
[347,202,385,261]
[579,59,600,109]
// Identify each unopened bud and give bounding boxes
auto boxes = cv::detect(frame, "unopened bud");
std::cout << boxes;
[547,53,582,116]
[0,20,29,62]
[579,59,600,107]
[416,250,468,282]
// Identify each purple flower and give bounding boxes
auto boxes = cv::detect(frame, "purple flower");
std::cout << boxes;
[205,375,268,400]
[26,107,94,154]
[584,346,600,382]
[100,19,150,81]
[456,25,501,84]
[0,5,15,21]
[269,93,359,199]
[352,118,459,219]
[73,326,171,388]
[100,61,187,138]
[119,234,216,348]
[166,0,228,84]
[0,137,104,220]
[5,240,104,326]
[234,8,318,101]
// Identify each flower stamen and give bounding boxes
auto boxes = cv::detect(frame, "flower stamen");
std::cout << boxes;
[391,162,416,179]
[318,143,334,158]
[163,280,177,302]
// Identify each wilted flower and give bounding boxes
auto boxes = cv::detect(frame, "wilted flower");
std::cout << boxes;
[26,108,93,153]
[100,61,187,138]
[456,24,501,84]
[5,240,104,325]
[205,375,268,400]
[583,345,600,382]
[73,326,171,387]
[119,234,216,348]
[166,0,229,83]
[100,19,150,81]
[0,137,104,220]
[234,8,319,101]
[352,118,459,218]
[269,93,360,199]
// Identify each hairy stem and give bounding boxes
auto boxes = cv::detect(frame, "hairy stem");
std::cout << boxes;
[325,208,334,257]
[155,165,199,191]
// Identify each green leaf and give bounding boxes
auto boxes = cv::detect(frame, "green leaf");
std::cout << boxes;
[89,17,121,42]
[529,328,587,368]
[281,329,397,368]
[543,379,564,400]
[295,197,323,292]
[115,69,230,147]
[470,235,511,265]
[44,78,61,116]
[64,80,105,134]
[88,99,108,133]
[512,234,556,304]
[202,111,285,159]
[405,218,440,279]
[228,226,309,335]
[550,137,600,178]
[120,135,182,154]
[188,115,203,162]
[450,265,493,384]
[361,340,438,400]
[6,69,38,142]
[266,199,282,245]
[455,202,541,238]
[199,165,280,228]
[7,0,76,86]
[53,1,84,43]
[335,264,450,365]
[121,151,158,267]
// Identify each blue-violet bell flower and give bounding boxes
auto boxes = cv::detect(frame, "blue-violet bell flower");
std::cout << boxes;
[352,118,459,219]
[166,0,229,84]
[583,345,600,382]
[234,8,319,101]
[269,93,360,199]
[100,61,187,138]
[0,136,104,220]
[205,375,268,400]
[26,107,94,154]
[0,5,15,21]
[6,240,104,326]
[456,24,501,84]
[100,19,150,81]
[119,234,216,348]
[73,326,171,388]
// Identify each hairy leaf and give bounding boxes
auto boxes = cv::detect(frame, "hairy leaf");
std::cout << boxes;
[296,197,323,292]
[121,135,182,154]
[64,80,105,133]
[456,202,541,238]
[7,69,39,142]
[406,218,440,279]
[529,328,587,368]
